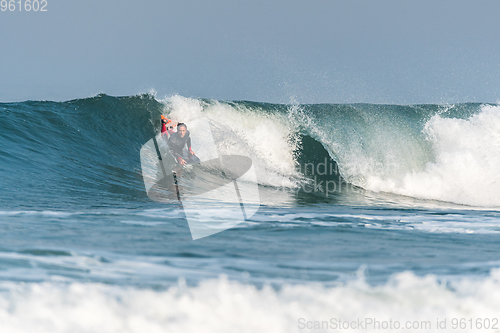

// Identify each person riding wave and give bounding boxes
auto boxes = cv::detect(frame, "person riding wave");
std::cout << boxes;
[161,116,200,166]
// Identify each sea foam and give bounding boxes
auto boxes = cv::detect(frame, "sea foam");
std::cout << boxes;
[364,105,500,207]
[0,270,500,332]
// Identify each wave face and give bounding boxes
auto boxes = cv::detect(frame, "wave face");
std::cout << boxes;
[0,94,162,209]
[1,94,498,208]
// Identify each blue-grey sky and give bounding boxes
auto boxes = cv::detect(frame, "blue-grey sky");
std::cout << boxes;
[1,0,499,104]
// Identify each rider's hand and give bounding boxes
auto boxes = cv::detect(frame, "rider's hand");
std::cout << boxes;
[179,158,187,166]
[189,150,195,155]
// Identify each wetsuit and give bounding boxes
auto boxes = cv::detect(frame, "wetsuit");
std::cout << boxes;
[162,120,200,164]
[168,130,193,161]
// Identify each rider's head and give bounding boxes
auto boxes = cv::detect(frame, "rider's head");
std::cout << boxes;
[177,123,187,138]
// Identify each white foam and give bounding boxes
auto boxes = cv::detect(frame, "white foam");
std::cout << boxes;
[358,105,500,207]
[1,270,500,332]
[119,220,167,226]
[0,208,184,219]
[0,210,77,217]
[243,210,500,234]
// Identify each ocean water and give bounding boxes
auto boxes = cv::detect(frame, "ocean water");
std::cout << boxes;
[1,94,500,332]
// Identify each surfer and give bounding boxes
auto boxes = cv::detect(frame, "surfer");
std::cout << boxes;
[161,117,200,166]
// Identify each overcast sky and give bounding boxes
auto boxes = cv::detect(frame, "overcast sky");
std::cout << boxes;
[1,0,499,104]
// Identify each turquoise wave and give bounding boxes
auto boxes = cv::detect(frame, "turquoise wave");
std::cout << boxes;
[0,94,493,208]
